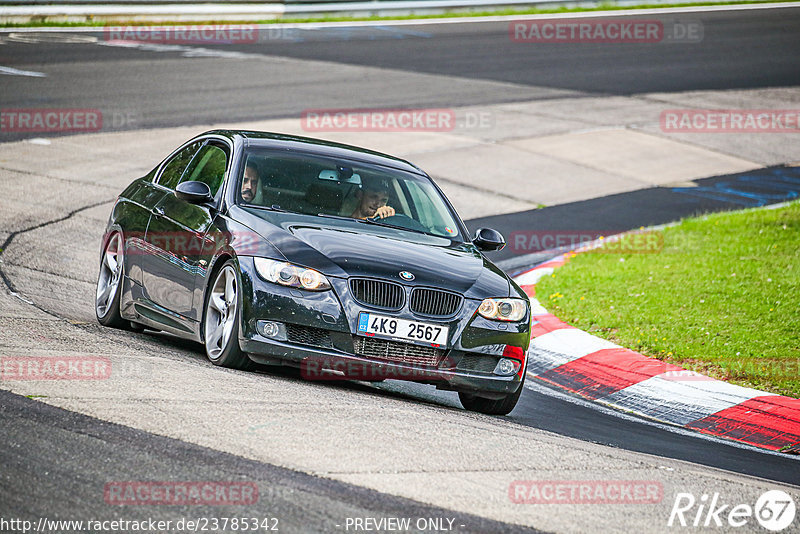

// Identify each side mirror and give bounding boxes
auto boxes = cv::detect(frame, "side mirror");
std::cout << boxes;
[175,181,212,204]
[473,227,506,251]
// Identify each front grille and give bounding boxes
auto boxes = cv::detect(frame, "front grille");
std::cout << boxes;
[410,288,463,317]
[353,336,444,367]
[456,353,498,373]
[350,278,405,310]
[286,324,333,349]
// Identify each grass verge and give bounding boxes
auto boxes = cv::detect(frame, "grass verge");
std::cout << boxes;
[0,0,796,27]
[536,201,800,398]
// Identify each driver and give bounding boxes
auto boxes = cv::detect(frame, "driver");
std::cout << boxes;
[240,162,261,203]
[350,178,395,220]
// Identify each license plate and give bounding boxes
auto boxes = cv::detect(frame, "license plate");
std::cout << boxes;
[357,312,448,346]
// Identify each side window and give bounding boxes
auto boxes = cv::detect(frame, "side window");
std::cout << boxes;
[182,143,228,197]
[157,141,203,190]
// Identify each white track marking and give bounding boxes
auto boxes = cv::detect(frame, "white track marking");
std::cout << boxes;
[97,40,259,59]
[0,65,46,77]
[6,32,97,44]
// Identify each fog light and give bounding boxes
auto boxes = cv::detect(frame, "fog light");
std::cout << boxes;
[257,320,286,340]
[494,358,520,376]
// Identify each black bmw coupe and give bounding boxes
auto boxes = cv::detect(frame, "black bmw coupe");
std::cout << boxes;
[96,131,531,414]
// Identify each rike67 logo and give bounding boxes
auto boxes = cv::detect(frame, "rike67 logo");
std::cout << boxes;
[668,490,796,531]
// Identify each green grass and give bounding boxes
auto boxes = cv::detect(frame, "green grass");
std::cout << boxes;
[536,201,800,398]
[1,0,794,27]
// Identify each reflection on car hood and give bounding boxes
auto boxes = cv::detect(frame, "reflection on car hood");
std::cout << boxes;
[235,207,511,298]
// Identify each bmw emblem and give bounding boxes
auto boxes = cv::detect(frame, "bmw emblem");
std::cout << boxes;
[399,271,415,281]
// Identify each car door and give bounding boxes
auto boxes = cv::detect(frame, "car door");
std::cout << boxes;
[142,139,230,322]
[139,139,204,319]
[117,169,167,289]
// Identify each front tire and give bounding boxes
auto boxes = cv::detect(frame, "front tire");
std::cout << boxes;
[459,376,525,416]
[203,260,253,370]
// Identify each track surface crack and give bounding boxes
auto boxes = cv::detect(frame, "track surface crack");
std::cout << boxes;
[0,197,115,317]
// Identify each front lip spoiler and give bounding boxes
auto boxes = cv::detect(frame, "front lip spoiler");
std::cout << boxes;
[239,334,522,398]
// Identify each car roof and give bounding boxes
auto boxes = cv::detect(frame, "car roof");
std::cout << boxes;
[202,130,427,176]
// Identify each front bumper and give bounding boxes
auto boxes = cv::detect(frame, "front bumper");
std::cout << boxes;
[237,257,529,398]
[240,335,522,398]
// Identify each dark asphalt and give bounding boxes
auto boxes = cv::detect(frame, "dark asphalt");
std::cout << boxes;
[1,7,799,140]
[233,10,800,94]
[0,390,540,533]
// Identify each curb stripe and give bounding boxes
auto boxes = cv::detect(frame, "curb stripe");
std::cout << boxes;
[687,396,800,451]
[532,328,619,362]
[601,375,769,426]
[535,256,567,270]
[528,329,619,376]
[518,284,536,297]
[530,313,574,337]
[514,267,553,286]
[537,348,685,400]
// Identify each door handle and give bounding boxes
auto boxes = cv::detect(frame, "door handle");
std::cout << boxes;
[151,206,165,216]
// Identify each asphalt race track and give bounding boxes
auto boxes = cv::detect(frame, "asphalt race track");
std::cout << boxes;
[0,7,798,136]
[1,5,800,533]
[1,390,538,533]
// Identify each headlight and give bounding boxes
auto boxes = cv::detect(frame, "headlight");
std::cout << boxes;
[477,298,527,322]
[253,258,331,291]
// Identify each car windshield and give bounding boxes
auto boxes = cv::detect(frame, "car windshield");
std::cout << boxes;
[237,148,462,240]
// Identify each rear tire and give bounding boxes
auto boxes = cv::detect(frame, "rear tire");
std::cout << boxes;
[459,376,525,416]
[96,231,127,329]
[202,260,253,370]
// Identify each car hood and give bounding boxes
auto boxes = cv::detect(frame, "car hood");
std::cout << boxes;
[232,207,512,299]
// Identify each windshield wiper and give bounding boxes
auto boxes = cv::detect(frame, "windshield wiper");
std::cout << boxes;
[360,217,428,235]
[314,212,401,228]
[249,204,298,214]
[314,213,432,236]
[314,213,354,221]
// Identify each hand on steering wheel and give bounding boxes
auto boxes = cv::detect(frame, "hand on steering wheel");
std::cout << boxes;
[372,206,396,219]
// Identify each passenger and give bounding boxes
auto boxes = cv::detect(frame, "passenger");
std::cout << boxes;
[350,179,395,219]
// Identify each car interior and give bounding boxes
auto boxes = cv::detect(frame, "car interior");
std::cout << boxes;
[239,152,459,239]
